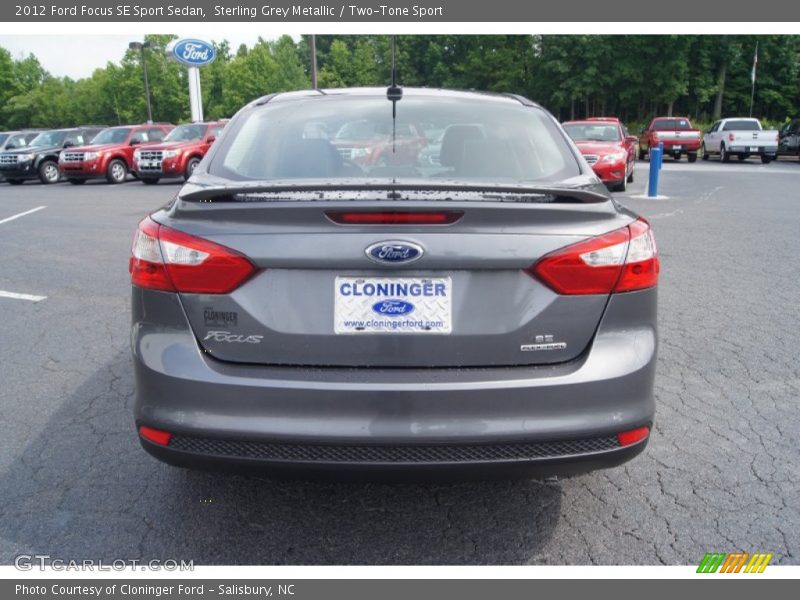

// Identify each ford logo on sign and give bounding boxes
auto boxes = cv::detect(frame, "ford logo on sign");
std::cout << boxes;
[365,241,424,264]
[169,39,216,67]
[372,299,415,317]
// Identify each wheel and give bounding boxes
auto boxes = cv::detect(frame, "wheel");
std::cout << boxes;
[638,148,645,161]
[701,143,709,160]
[627,165,634,183]
[184,157,201,181]
[760,155,773,164]
[38,160,60,184]
[6,178,24,185]
[613,175,627,192]
[68,178,86,185]
[687,152,697,163]
[106,159,128,184]
[720,144,730,163]
[141,177,160,185]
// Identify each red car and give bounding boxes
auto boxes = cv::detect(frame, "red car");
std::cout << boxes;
[132,121,227,184]
[59,124,174,184]
[331,119,428,168]
[638,116,702,162]
[562,118,637,192]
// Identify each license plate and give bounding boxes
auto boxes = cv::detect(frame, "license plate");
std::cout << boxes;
[750,147,759,152]
[334,276,452,334]
[672,145,682,150]
[140,160,159,168]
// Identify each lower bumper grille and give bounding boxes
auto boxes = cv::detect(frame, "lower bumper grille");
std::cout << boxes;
[168,435,620,463]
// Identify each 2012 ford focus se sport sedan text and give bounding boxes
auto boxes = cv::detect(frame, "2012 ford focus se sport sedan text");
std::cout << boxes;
[130,88,659,478]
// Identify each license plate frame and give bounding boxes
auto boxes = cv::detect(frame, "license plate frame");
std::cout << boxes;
[334,276,452,335]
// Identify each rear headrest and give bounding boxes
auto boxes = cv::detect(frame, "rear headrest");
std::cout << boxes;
[439,125,485,170]
[460,138,521,179]
[274,138,342,178]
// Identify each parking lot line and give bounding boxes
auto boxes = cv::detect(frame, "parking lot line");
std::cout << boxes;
[0,290,47,302]
[0,205,47,226]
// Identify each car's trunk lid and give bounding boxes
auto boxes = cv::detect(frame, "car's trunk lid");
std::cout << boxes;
[158,192,631,368]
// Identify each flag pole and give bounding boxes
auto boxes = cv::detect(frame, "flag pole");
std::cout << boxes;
[749,40,758,118]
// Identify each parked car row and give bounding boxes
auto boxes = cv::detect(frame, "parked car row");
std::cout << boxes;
[562,114,797,190]
[0,121,227,185]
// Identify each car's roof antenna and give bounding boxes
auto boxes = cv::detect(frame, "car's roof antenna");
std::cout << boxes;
[386,35,402,155]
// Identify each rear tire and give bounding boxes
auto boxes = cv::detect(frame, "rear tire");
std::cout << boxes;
[141,177,160,185]
[760,155,773,164]
[67,178,86,185]
[701,144,709,160]
[6,178,24,185]
[627,167,634,183]
[638,148,645,160]
[38,160,60,184]
[720,144,730,163]
[687,152,697,163]
[106,159,128,184]
[613,176,627,192]
[184,157,201,181]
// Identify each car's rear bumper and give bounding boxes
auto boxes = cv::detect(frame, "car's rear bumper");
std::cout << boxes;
[728,145,778,154]
[132,287,657,477]
[660,141,701,153]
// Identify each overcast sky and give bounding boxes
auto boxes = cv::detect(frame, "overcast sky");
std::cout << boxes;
[0,34,285,79]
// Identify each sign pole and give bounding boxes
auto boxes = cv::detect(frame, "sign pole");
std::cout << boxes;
[188,66,203,123]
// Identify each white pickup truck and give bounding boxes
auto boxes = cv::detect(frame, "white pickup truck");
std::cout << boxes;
[702,118,779,163]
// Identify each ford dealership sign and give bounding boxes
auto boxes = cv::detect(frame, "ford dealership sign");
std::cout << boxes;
[168,39,216,67]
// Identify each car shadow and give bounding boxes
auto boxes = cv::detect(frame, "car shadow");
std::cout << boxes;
[0,350,563,565]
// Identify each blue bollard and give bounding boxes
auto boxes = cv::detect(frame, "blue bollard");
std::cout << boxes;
[648,144,663,197]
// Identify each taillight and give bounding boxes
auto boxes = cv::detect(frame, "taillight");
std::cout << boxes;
[728,133,735,142]
[326,211,463,225]
[129,216,256,294]
[529,218,659,295]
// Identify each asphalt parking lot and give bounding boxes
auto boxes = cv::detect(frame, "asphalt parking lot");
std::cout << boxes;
[0,158,798,566]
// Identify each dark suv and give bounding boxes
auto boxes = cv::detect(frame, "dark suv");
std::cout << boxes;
[0,127,105,184]
[0,130,42,182]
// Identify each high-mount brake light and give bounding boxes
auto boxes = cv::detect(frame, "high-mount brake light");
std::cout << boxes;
[326,211,463,225]
[129,216,256,294]
[530,218,659,295]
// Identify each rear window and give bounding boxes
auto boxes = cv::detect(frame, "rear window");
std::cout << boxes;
[652,119,693,131]
[722,120,761,131]
[210,94,580,184]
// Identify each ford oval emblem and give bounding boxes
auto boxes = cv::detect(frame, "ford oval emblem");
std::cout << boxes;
[169,39,216,67]
[372,299,415,317]
[365,241,424,264]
